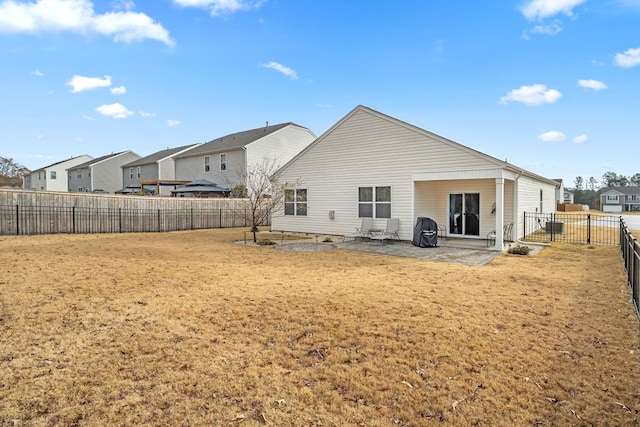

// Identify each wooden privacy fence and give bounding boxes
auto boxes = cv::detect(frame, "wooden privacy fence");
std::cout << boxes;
[620,220,640,322]
[0,190,270,235]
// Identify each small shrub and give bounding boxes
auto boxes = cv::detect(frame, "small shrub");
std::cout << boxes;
[323,237,333,243]
[508,245,531,255]
[257,239,276,246]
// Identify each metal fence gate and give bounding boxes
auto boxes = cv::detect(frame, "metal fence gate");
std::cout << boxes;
[523,212,621,245]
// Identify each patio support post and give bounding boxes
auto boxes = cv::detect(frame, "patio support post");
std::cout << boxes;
[495,178,505,251]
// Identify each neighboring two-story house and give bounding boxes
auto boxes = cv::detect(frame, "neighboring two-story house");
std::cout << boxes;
[25,155,93,192]
[120,144,200,196]
[173,122,316,191]
[68,151,141,194]
[600,187,640,212]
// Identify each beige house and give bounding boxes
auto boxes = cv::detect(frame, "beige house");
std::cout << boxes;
[68,151,141,194]
[271,105,558,250]
[174,123,316,191]
[25,155,93,192]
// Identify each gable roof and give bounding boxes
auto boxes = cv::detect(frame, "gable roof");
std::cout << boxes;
[600,186,640,196]
[122,144,200,168]
[274,105,558,186]
[176,122,305,158]
[69,151,129,170]
[31,155,92,173]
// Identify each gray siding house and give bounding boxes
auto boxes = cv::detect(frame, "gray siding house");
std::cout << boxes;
[174,123,316,191]
[272,105,558,251]
[68,151,141,194]
[25,155,93,192]
[121,144,200,196]
[600,187,640,212]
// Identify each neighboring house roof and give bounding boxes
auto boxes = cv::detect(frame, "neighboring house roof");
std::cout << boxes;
[122,144,200,168]
[600,186,640,196]
[274,105,559,187]
[171,180,230,195]
[175,123,306,157]
[31,155,92,173]
[115,184,154,195]
[69,152,128,170]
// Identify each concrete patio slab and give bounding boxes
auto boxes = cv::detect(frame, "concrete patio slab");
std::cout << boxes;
[332,240,501,265]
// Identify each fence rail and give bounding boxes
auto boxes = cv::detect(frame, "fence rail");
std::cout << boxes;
[0,205,269,235]
[523,212,621,245]
[620,220,640,322]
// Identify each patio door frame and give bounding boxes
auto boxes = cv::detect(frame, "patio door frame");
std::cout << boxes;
[448,192,480,237]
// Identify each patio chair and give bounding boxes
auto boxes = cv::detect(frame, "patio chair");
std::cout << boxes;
[487,222,513,247]
[370,218,400,245]
[346,217,374,240]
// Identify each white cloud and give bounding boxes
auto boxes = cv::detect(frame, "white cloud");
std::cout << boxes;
[172,0,265,16]
[96,102,133,119]
[31,69,43,77]
[573,134,588,143]
[66,75,112,93]
[0,0,172,45]
[112,0,134,10]
[110,85,126,94]
[261,61,298,80]
[499,84,562,106]
[538,131,566,142]
[614,47,640,68]
[530,22,562,35]
[521,0,586,20]
[578,79,607,90]
[167,119,180,127]
[139,110,156,118]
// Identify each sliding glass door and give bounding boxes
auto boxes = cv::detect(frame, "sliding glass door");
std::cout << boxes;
[449,193,480,236]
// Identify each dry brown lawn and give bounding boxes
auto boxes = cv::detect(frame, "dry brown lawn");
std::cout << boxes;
[1,228,639,426]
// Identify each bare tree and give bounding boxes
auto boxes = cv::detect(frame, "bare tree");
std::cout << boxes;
[587,176,598,191]
[0,157,30,187]
[573,176,584,192]
[236,157,299,243]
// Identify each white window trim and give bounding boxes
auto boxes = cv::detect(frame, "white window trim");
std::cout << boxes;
[220,153,227,171]
[204,156,211,173]
[284,188,308,216]
[358,186,391,218]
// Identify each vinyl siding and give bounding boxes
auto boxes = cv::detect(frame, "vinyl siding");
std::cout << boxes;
[175,148,244,189]
[122,163,158,188]
[272,108,502,241]
[515,176,556,239]
[68,167,92,192]
[246,125,316,170]
[92,152,141,193]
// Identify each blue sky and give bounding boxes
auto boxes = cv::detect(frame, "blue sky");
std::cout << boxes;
[1,0,639,187]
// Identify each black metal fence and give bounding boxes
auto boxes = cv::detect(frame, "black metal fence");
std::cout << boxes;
[0,205,270,236]
[523,212,621,245]
[620,219,640,321]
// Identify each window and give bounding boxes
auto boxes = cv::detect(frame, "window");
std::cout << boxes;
[220,153,227,171]
[50,171,56,179]
[136,167,141,179]
[284,188,307,216]
[129,168,134,179]
[358,186,391,218]
[539,189,543,213]
[204,156,210,173]
[606,195,619,202]
[38,172,41,180]
[77,171,82,179]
